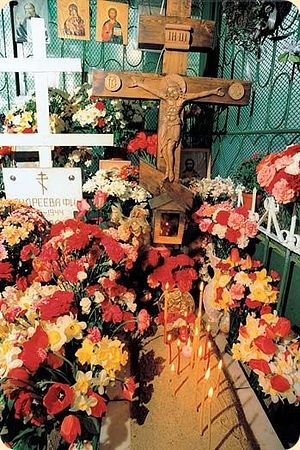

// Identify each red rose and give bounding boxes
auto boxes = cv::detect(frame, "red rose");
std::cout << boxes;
[60,415,81,444]
[254,336,277,355]
[43,383,74,415]
[20,326,48,372]
[88,390,107,417]
[14,392,33,419]
[248,359,271,375]
[270,374,290,393]
[38,290,74,320]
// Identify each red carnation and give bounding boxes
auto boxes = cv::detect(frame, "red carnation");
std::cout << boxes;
[270,374,290,393]
[97,118,106,128]
[60,415,81,444]
[230,248,240,264]
[38,290,74,320]
[225,228,241,243]
[101,235,125,263]
[122,312,136,332]
[0,262,13,281]
[63,261,84,283]
[248,359,271,375]
[43,383,74,415]
[0,146,13,156]
[215,210,231,226]
[245,298,262,309]
[95,101,105,111]
[20,326,48,372]
[39,245,59,262]
[102,302,123,323]
[254,336,277,355]
[20,243,40,261]
[261,305,272,315]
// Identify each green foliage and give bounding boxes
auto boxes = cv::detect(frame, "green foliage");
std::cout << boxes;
[232,153,264,193]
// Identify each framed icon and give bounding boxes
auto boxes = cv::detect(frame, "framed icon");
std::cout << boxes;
[96,0,128,45]
[57,0,90,40]
[14,0,50,43]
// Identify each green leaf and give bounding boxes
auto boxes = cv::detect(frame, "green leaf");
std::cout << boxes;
[81,417,100,435]
[289,54,300,63]
[278,52,289,63]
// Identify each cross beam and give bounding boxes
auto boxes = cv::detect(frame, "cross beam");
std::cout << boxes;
[0,18,113,167]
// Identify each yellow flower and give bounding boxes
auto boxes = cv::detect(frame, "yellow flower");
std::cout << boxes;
[234,271,251,287]
[255,269,272,284]
[71,392,97,415]
[74,370,93,394]
[44,323,66,352]
[75,338,96,365]
[56,315,87,342]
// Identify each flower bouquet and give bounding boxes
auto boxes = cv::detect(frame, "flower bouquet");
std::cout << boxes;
[83,166,151,223]
[256,144,300,204]
[0,217,151,449]
[0,200,50,290]
[232,312,300,404]
[209,249,280,348]
[126,131,157,166]
[192,201,258,257]
[186,176,236,204]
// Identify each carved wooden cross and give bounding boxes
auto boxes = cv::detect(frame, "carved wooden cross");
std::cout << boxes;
[92,0,251,208]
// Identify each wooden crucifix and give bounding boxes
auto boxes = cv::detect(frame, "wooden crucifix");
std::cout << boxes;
[92,0,251,209]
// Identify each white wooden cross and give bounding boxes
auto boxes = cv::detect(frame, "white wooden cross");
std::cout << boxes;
[0,18,113,167]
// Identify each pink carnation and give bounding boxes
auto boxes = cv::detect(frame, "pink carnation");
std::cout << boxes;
[199,218,212,232]
[272,179,295,204]
[244,220,258,237]
[228,212,245,230]
[274,156,293,171]
[137,309,150,334]
[257,165,276,188]
[229,283,245,301]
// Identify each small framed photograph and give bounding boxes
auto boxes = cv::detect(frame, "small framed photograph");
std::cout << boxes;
[180,148,211,180]
[153,210,185,245]
[96,0,128,45]
[57,0,90,40]
[99,159,131,171]
[14,0,50,43]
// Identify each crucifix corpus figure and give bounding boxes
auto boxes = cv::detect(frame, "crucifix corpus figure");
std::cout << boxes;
[129,74,225,182]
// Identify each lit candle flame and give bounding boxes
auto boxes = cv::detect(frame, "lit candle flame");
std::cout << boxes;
[165,282,170,290]
[206,324,211,333]
[204,367,211,381]
[177,339,181,348]
[218,360,223,370]
[167,334,172,343]
[199,281,205,292]
[194,327,199,337]
[187,337,191,347]
[184,311,188,318]
[198,345,202,358]
[171,363,176,373]
[208,386,214,399]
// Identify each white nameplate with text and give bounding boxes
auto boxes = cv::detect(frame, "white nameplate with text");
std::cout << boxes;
[3,167,82,222]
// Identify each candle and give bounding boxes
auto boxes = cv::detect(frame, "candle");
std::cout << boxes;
[164,282,169,343]
[251,187,257,213]
[215,359,223,397]
[194,344,203,381]
[176,339,181,375]
[204,324,211,359]
[198,281,205,330]
[167,333,172,364]
[205,341,212,371]
[182,337,193,359]
[191,326,199,368]
[170,362,176,396]
[207,387,214,450]
[199,367,210,435]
